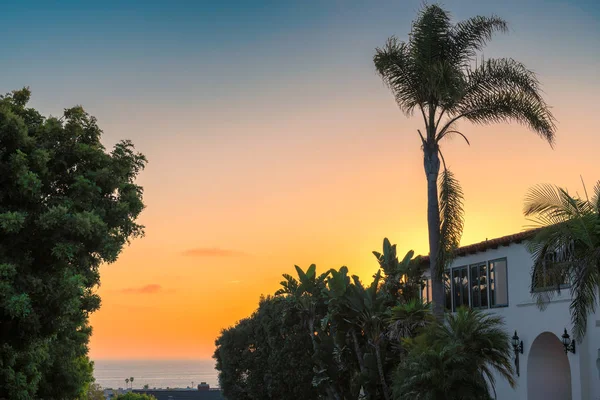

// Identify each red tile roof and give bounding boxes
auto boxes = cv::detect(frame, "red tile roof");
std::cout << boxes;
[419,228,540,263]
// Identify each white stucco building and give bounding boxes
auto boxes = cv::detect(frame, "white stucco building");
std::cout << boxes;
[421,231,600,400]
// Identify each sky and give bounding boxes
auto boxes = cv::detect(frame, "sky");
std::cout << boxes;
[1,0,599,360]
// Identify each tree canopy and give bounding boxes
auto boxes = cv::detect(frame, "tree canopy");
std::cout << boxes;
[215,238,430,400]
[0,88,146,399]
[215,238,515,399]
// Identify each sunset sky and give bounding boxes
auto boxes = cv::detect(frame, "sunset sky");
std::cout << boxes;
[1,0,599,360]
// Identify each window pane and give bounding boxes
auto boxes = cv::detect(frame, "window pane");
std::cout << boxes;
[461,268,469,308]
[427,279,433,304]
[452,269,460,311]
[533,251,569,291]
[480,264,488,308]
[490,259,508,307]
[421,278,432,303]
[452,267,468,311]
[470,265,480,308]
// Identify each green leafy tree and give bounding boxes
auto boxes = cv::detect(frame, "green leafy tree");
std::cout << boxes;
[86,383,106,400]
[0,88,146,399]
[524,181,600,340]
[214,295,318,400]
[393,308,515,399]
[374,3,555,317]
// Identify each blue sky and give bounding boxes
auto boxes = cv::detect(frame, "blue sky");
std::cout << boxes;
[2,1,597,119]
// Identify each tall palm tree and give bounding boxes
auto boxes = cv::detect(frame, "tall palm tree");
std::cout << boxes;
[374,3,556,316]
[393,307,515,399]
[524,181,600,341]
[130,376,134,389]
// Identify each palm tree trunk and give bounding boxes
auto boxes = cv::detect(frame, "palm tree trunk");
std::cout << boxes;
[424,143,444,318]
[308,317,342,400]
[350,329,370,399]
[373,342,390,400]
[350,329,366,372]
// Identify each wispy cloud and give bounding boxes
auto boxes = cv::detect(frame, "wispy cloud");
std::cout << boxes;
[182,247,246,257]
[118,284,172,294]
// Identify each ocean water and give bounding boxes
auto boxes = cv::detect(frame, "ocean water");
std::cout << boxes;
[93,360,219,390]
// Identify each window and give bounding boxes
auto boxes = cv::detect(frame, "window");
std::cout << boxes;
[452,266,469,311]
[489,258,508,307]
[532,250,570,292]
[421,278,432,303]
[446,258,509,310]
[423,258,509,311]
[470,263,488,309]
[420,274,455,311]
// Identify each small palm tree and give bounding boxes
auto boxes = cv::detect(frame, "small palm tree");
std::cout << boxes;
[387,299,432,342]
[374,3,556,317]
[393,307,514,399]
[130,377,134,389]
[524,181,600,340]
[125,378,129,389]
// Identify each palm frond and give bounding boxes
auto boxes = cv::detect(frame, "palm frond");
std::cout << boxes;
[450,16,508,64]
[437,168,464,277]
[524,184,565,218]
[453,89,555,144]
[409,4,453,66]
[569,251,600,340]
[374,37,422,116]
[525,180,600,341]
[442,58,545,124]
[592,181,600,212]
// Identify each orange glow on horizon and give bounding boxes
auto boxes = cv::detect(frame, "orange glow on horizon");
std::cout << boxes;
[86,2,600,361]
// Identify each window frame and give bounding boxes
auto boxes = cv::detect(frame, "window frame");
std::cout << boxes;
[451,265,469,312]
[469,262,489,310]
[531,252,571,293]
[444,257,510,311]
[488,257,509,308]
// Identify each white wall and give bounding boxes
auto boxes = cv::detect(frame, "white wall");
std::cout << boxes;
[440,243,599,400]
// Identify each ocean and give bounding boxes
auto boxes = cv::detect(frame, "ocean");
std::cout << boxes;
[93,360,220,390]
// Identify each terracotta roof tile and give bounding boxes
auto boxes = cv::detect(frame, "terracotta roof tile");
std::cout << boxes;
[419,228,540,264]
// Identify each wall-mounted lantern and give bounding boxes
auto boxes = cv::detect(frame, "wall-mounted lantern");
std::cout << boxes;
[512,330,524,376]
[561,328,576,354]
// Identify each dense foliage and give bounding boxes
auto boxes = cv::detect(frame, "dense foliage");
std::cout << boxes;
[215,239,430,400]
[0,88,146,399]
[525,181,600,340]
[215,238,516,399]
[374,3,555,317]
[214,295,318,400]
[393,308,514,400]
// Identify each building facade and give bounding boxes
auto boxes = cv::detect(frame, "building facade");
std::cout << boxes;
[422,232,600,400]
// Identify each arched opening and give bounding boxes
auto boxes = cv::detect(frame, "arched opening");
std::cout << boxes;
[527,332,572,400]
